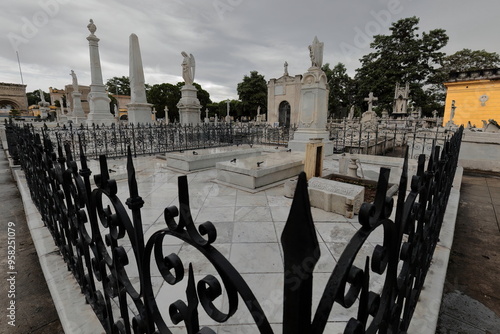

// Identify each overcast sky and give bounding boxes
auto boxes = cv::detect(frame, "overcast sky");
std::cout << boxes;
[1,0,499,102]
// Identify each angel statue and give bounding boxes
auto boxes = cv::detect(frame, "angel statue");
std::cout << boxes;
[308,36,324,68]
[181,51,195,85]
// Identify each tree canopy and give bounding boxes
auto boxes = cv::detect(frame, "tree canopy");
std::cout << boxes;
[355,16,449,116]
[236,71,267,118]
[322,63,356,118]
[106,76,131,95]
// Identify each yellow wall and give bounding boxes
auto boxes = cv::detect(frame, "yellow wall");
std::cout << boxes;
[444,79,500,127]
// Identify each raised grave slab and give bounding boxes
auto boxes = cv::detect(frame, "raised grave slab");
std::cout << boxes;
[308,177,364,218]
[165,146,263,171]
[216,152,304,190]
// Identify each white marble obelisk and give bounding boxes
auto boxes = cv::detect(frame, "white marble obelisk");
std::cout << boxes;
[85,19,114,125]
[127,33,152,124]
[288,36,333,155]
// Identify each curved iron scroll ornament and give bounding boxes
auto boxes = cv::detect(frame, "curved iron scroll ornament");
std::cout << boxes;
[9,123,463,333]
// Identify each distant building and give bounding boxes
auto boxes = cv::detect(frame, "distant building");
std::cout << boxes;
[0,82,28,114]
[444,69,500,127]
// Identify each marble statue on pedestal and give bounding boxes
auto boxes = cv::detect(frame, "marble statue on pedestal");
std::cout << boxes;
[181,52,195,86]
[177,51,201,124]
[288,36,333,155]
[69,69,86,123]
[308,36,324,68]
[70,70,79,92]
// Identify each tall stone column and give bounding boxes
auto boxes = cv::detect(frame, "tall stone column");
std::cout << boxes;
[127,34,152,124]
[288,37,333,155]
[85,19,114,126]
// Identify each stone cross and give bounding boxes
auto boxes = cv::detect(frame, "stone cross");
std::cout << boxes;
[284,61,288,76]
[205,108,209,118]
[364,92,378,113]
[164,106,169,124]
[226,100,230,117]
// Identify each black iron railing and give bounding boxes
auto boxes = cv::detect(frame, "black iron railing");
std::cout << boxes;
[327,120,458,159]
[7,123,463,333]
[28,122,295,159]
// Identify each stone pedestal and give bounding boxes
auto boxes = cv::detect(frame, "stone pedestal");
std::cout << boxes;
[177,84,201,125]
[70,91,86,124]
[87,85,114,125]
[128,103,152,124]
[39,107,49,118]
[288,67,333,155]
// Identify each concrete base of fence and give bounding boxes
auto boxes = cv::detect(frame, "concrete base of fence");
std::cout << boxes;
[13,170,105,334]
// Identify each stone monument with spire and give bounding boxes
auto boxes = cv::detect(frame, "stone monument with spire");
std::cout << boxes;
[287,36,333,155]
[177,51,201,124]
[85,19,114,125]
[127,33,152,124]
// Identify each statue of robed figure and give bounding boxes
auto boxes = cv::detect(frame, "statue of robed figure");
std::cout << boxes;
[181,51,195,85]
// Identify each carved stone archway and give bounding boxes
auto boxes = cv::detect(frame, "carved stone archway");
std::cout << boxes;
[0,83,28,112]
[279,100,291,127]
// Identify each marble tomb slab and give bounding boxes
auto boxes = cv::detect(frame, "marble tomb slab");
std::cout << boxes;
[216,152,304,190]
[307,177,364,218]
[165,146,263,171]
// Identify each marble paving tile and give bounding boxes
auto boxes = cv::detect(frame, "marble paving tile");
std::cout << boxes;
[315,222,359,243]
[207,184,237,197]
[312,273,359,322]
[203,195,236,207]
[264,185,285,196]
[236,194,268,207]
[229,243,282,274]
[311,207,349,222]
[196,206,235,223]
[223,273,283,325]
[269,206,291,222]
[266,195,292,207]
[234,206,272,222]
[210,221,234,244]
[177,243,231,275]
[232,221,278,243]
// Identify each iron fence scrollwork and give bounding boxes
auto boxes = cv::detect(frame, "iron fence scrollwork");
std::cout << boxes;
[7,123,463,333]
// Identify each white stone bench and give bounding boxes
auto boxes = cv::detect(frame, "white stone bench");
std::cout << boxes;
[164,146,263,171]
[216,152,304,190]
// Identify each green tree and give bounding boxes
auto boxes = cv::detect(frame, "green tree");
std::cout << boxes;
[146,83,181,121]
[106,76,131,95]
[322,63,356,118]
[236,71,267,118]
[26,90,50,106]
[355,16,449,116]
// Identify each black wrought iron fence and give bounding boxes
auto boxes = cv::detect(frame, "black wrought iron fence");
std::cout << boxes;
[327,121,458,159]
[29,122,295,159]
[7,122,463,333]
